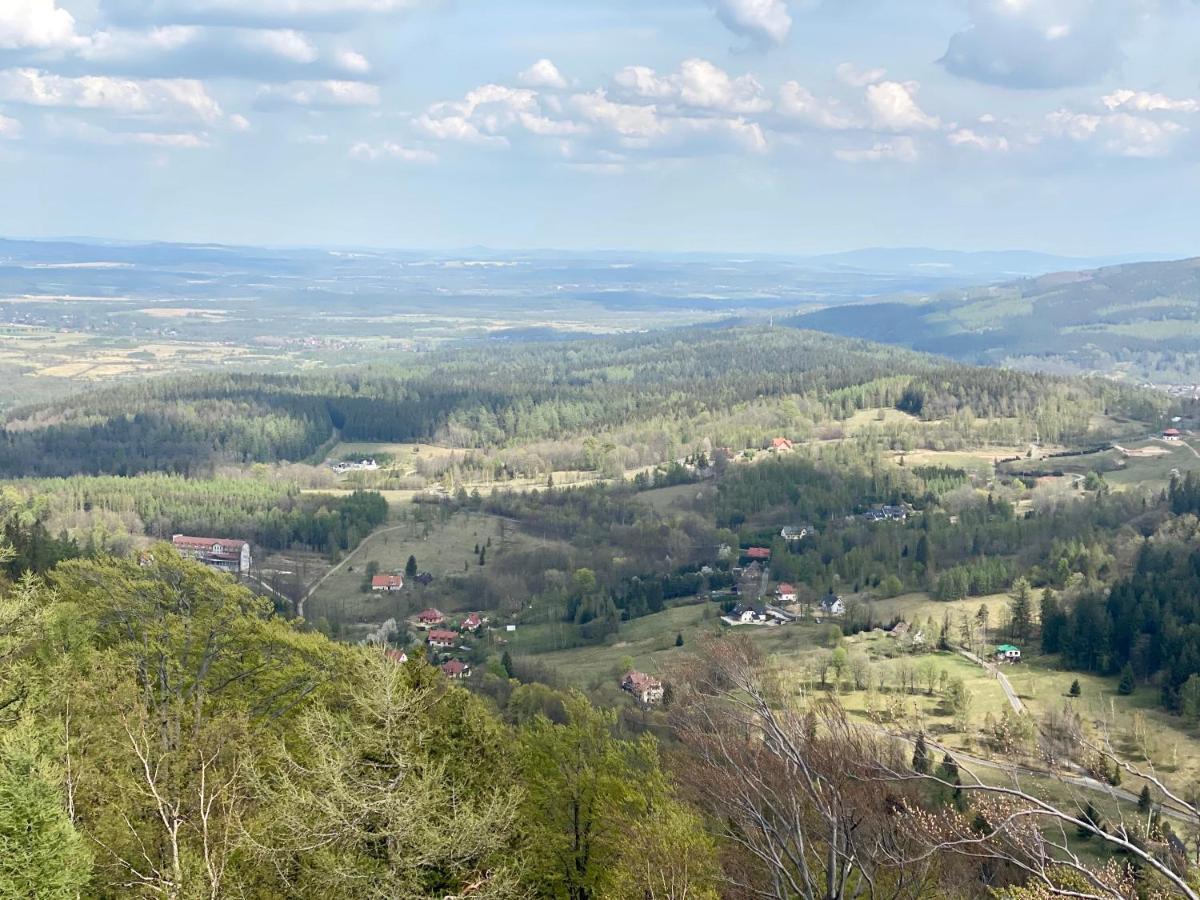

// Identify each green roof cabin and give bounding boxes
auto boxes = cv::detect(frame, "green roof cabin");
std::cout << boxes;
[995,644,1021,662]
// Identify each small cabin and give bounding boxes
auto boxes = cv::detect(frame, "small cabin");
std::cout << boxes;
[995,644,1022,663]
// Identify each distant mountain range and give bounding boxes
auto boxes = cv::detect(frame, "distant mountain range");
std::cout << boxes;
[790,256,1200,384]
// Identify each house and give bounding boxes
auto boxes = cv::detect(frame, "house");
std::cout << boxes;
[171,534,251,575]
[371,574,404,592]
[441,659,470,679]
[418,608,445,628]
[781,525,812,542]
[331,458,380,474]
[775,583,797,604]
[888,621,910,638]
[863,505,908,523]
[1163,428,1183,441]
[724,602,776,626]
[744,547,771,561]
[770,437,794,453]
[428,629,458,649]
[995,644,1022,663]
[622,671,665,704]
[462,612,483,632]
[384,648,408,664]
[819,593,845,616]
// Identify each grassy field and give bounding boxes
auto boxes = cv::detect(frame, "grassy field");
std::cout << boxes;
[635,481,713,515]
[517,602,728,687]
[305,509,556,636]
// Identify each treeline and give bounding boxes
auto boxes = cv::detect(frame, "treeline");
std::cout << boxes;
[0,325,1166,478]
[2,548,1153,898]
[1043,481,1200,715]
[0,550,721,899]
[718,447,1150,601]
[4,477,388,556]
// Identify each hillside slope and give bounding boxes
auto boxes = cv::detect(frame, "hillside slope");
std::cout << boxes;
[792,256,1200,384]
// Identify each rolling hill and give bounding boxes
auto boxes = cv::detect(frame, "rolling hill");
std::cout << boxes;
[791,256,1200,385]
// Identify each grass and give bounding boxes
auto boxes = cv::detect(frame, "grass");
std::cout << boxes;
[636,481,712,514]
[519,603,727,686]
[305,510,556,635]
[869,592,1011,633]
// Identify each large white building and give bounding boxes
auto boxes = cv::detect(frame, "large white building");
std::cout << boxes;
[171,535,251,575]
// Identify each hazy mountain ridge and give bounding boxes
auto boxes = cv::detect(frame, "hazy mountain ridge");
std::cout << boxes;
[792,256,1200,383]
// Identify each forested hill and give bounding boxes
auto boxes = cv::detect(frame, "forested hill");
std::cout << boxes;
[791,256,1200,383]
[0,326,1165,478]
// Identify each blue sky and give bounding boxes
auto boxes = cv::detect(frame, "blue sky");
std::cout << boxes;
[1,0,1199,255]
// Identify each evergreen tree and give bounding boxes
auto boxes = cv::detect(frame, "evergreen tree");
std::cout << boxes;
[1118,664,1136,696]
[1008,577,1033,641]
[1077,802,1102,840]
[501,650,515,679]
[675,632,684,647]
[405,554,417,577]
[1069,679,1081,697]
[1138,785,1153,816]
[912,733,930,775]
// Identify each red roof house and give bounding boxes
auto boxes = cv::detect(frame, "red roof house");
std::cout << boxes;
[428,629,458,648]
[441,659,470,679]
[771,437,794,452]
[418,608,445,627]
[621,671,665,704]
[462,612,482,631]
[371,574,404,591]
[775,583,797,602]
[1163,428,1183,440]
[384,648,408,664]
[744,547,771,560]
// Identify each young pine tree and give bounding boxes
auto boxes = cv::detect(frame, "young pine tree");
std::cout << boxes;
[1118,664,1136,696]
[912,733,930,775]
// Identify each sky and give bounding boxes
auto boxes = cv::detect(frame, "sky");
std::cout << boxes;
[1,0,1199,255]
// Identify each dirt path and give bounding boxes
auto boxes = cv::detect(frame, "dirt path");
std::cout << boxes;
[296,522,412,620]
[954,646,1024,713]
[890,729,1195,825]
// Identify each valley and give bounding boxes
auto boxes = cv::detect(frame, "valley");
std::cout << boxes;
[6,248,1200,898]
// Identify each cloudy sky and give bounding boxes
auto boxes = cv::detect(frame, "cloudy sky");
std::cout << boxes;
[1,0,1199,255]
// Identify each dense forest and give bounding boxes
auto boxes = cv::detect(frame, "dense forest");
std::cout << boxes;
[0,326,1167,478]
[1042,472,1200,714]
[0,478,388,556]
[0,543,1189,898]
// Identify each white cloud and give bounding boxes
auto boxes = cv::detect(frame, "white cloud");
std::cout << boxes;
[228,112,250,130]
[0,0,80,51]
[570,90,660,140]
[100,0,427,27]
[712,0,792,47]
[835,63,886,88]
[518,59,567,90]
[0,113,22,138]
[244,29,318,63]
[865,80,940,131]
[46,115,209,147]
[947,127,1009,151]
[777,82,856,129]
[336,49,370,74]
[255,79,380,108]
[1046,108,1185,158]
[940,0,1138,89]
[835,136,918,163]
[0,68,223,122]
[1102,89,1199,114]
[78,25,198,61]
[348,140,436,162]
[614,59,770,114]
[416,83,549,146]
